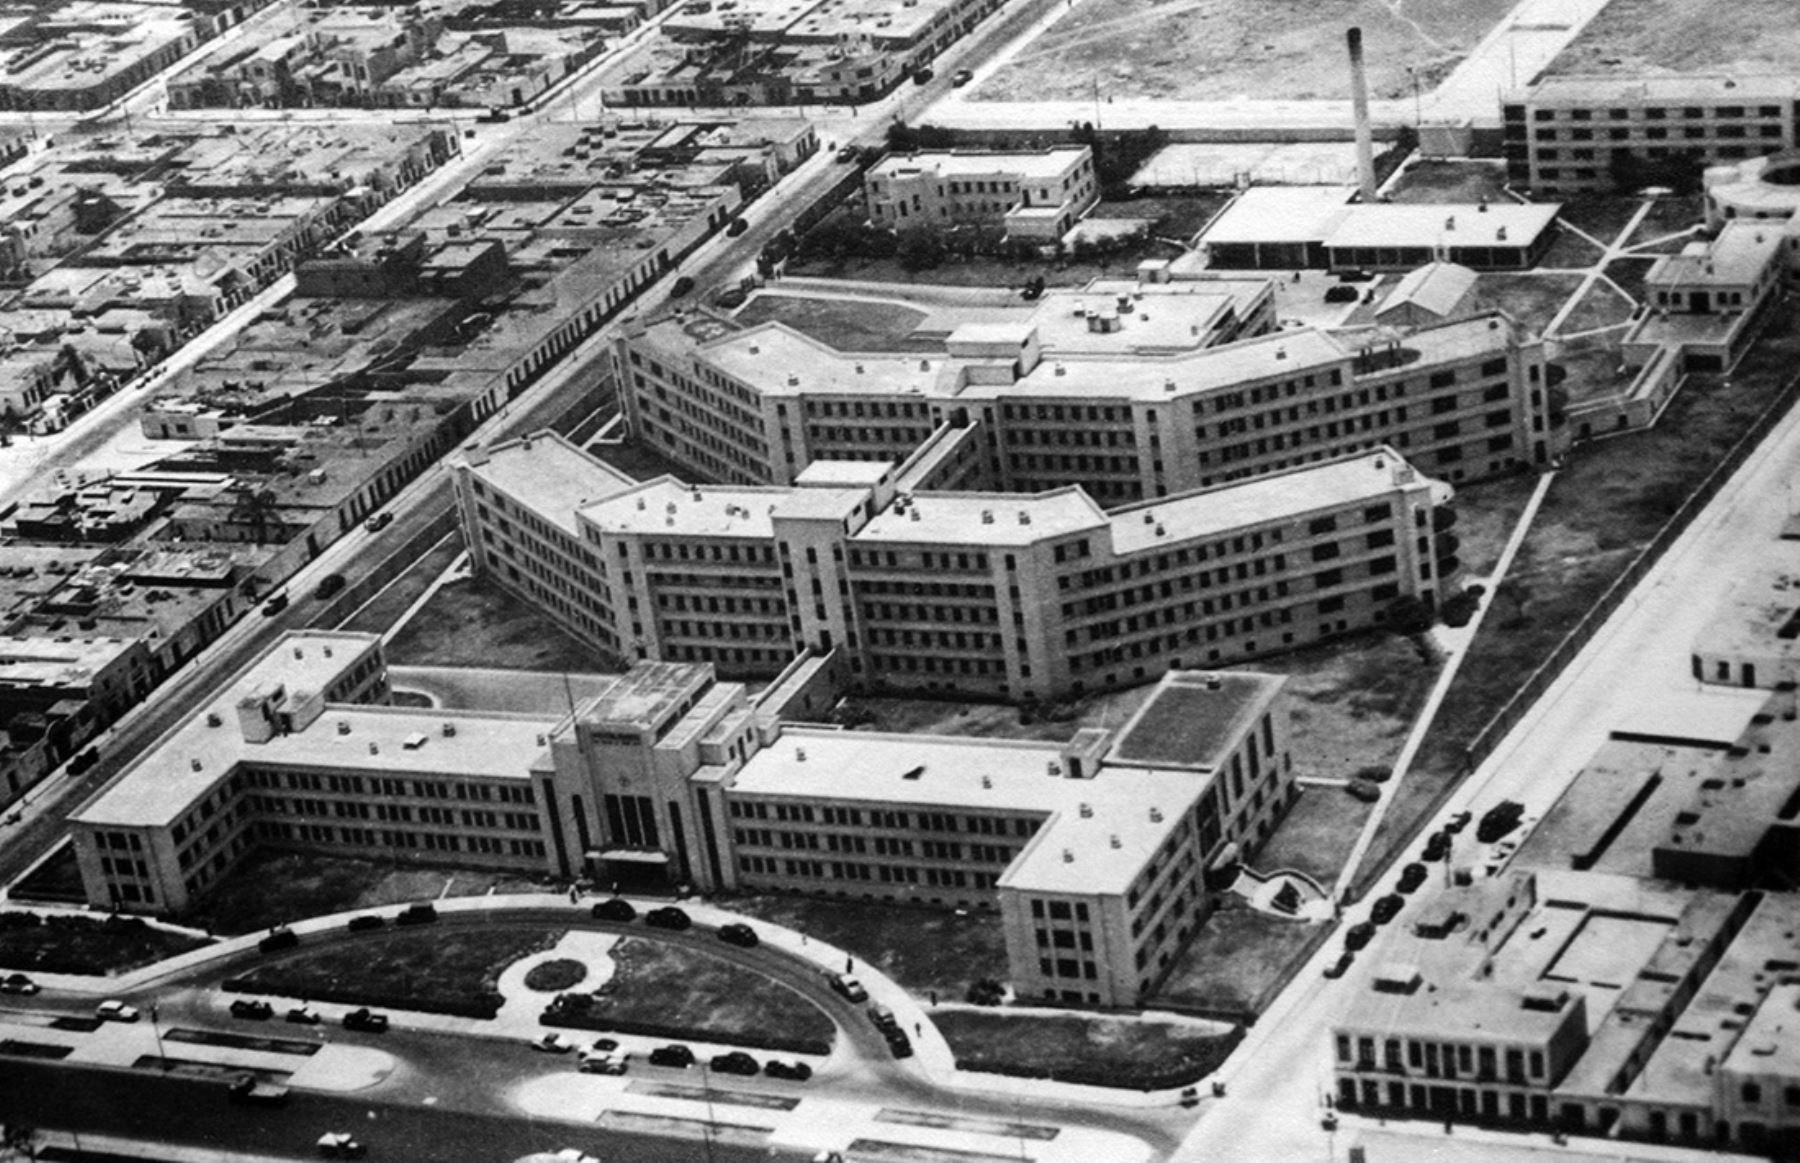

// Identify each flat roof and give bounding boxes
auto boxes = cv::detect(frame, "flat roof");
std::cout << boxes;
[1692,565,1800,666]
[856,487,1102,546]
[0,637,140,689]
[1108,671,1285,771]
[1324,203,1561,251]
[578,660,711,733]
[1526,74,1800,105]
[1723,982,1800,1083]
[464,430,639,537]
[1647,222,1785,288]
[1199,186,1355,246]
[870,148,1089,182]
[969,326,1348,402]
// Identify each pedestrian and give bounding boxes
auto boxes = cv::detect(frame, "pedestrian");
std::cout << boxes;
[929,991,937,1006]
[914,1022,921,1038]
[846,956,854,973]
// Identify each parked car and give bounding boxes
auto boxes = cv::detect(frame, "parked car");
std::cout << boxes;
[1396,862,1428,894]
[1322,951,1354,979]
[578,1051,628,1074]
[286,1004,322,1025]
[867,1003,900,1034]
[764,1059,812,1082]
[912,66,934,84]
[1477,800,1526,844]
[316,1132,366,1158]
[0,972,40,995]
[364,511,393,534]
[649,1044,695,1069]
[669,276,696,298]
[96,1000,140,1022]
[1423,830,1452,862]
[829,974,868,1003]
[530,1033,576,1054]
[1370,893,1405,926]
[591,898,636,922]
[835,145,859,163]
[1346,778,1381,803]
[396,902,438,926]
[1323,283,1361,304]
[1343,922,1377,952]
[227,1073,289,1106]
[230,998,275,1020]
[346,914,386,933]
[645,906,691,932]
[342,1008,389,1033]
[952,68,973,86]
[885,1030,914,1059]
[314,573,346,600]
[261,592,289,616]
[716,922,758,948]
[587,1038,620,1054]
[259,927,300,953]
[710,1051,759,1076]
[1444,810,1472,835]
[725,218,748,237]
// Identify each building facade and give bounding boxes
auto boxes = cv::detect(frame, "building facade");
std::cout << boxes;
[863,148,1099,240]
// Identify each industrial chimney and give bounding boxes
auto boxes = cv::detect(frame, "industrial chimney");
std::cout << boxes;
[1347,27,1377,200]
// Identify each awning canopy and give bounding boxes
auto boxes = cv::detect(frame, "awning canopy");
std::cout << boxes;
[588,849,669,865]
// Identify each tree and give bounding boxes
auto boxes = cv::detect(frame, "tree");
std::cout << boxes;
[227,485,283,544]
[2,1124,38,1161]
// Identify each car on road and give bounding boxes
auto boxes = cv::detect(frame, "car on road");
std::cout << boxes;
[0,973,39,995]
[1422,830,1451,862]
[645,906,691,932]
[314,573,346,601]
[710,1051,759,1076]
[96,1000,140,1022]
[1370,894,1405,926]
[717,922,758,948]
[669,275,695,298]
[227,1073,289,1106]
[286,1004,322,1025]
[649,1044,696,1069]
[591,898,635,922]
[829,974,868,1003]
[1444,810,1472,835]
[1342,922,1377,952]
[764,1059,812,1082]
[912,66,933,84]
[587,1038,620,1054]
[578,1051,628,1075]
[1322,951,1354,979]
[885,1030,914,1059]
[258,927,299,953]
[396,902,437,926]
[1476,800,1526,844]
[1346,778,1381,803]
[261,592,289,616]
[316,1132,366,1158]
[952,68,973,86]
[342,1008,389,1033]
[867,1004,900,1035]
[346,914,385,932]
[364,511,393,534]
[725,218,748,237]
[530,1033,576,1054]
[1396,862,1428,894]
[835,146,859,163]
[230,999,275,1020]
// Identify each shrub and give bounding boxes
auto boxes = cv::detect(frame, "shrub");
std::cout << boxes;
[523,959,588,992]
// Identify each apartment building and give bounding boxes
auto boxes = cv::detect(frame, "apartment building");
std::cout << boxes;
[617,299,1551,499]
[1502,75,1800,195]
[863,148,1099,241]
[456,432,1458,699]
[70,632,1294,1006]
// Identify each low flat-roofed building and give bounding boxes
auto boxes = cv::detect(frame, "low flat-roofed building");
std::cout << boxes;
[1691,566,1800,691]
[864,148,1098,241]
[1374,262,1479,329]
[1621,221,1787,374]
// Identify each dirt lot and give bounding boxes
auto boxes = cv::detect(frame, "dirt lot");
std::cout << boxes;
[384,577,611,672]
[1547,0,1800,76]
[973,0,1519,104]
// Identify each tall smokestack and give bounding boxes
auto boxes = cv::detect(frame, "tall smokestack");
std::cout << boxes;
[1347,27,1377,200]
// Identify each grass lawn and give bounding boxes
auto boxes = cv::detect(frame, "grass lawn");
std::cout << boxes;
[937,1009,1239,1089]
[587,436,707,484]
[8,841,86,903]
[1556,196,1645,246]
[594,937,835,1046]
[1555,280,1635,336]
[1453,471,1541,579]
[182,850,554,936]
[840,686,1154,742]
[1250,632,1438,785]
[384,577,610,672]
[1627,195,1705,248]
[1473,274,1584,339]
[337,532,464,637]
[1255,786,1374,886]
[0,914,212,976]
[1387,160,1510,205]
[231,925,559,1015]
[734,294,931,351]
[1351,306,1800,897]
[1153,905,1329,1016]
[1100,193,1235,239]
[1604,258,1654,306]
[785,245,1179,291]
[1537,226,1604,271]
[729,894,1008,1001]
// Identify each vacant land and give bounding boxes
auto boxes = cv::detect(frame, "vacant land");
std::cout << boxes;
[337,532,464,637]
[1547,0,1800,77]
[1354,308,1800,896]
[183,850,550,935]
[384,577,609,672]
[1155,905,1329,1016]
[735,295,931,351]
[1453,471,1541,580]
[939,1008,1238,1088]
[232,926,558,1014]
[0,914,211,976]
[593,938,835,1046]
[973,0,1517,104]
[1255,786,1374,886]
[730,895,1008,1001]
[1386,160,1510,205]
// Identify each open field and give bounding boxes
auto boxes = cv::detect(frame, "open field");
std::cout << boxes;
[1546,0,1800,77]
[971,0,1519,104]
[1353,307,1800,897]
[1154,905,1329,1016]
[384,577,610,672]
[730,894,1008,1001]
[937,1008,1239,1089]
[183,850,551,935]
